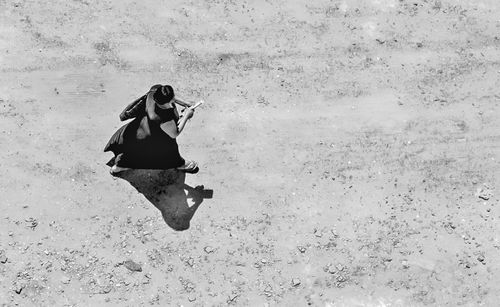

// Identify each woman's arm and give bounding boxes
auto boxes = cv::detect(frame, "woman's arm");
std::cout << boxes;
[173,97,194,108]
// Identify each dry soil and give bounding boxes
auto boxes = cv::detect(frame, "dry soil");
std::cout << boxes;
[1,0,500,306]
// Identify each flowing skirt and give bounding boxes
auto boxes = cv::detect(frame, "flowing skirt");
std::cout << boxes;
[104,116,185,169]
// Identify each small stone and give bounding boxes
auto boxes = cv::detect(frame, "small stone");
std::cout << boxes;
[25,217,38,230]
[188,296,196,302]
[60,276,71,284]
[203,246,214,254]
[291,278,301,287]
[100,285,112,294]
[325,264,336,274]
[257,95,268,105]
[264,285,272,293]
[476,186,493,200]
[186,258,194,267]
[297,246,306,253]
[14,285,23,294]
[123,260,142,272]
[184,282,195,291]
[227,294,239,303]
[0,251,7,264]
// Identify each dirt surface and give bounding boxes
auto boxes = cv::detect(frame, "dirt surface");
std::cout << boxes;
[1,0,500,306]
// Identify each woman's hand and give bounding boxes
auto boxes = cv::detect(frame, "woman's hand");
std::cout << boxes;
[184,108,194,120]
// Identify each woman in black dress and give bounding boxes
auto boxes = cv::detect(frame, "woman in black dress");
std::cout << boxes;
[104,84,198,175]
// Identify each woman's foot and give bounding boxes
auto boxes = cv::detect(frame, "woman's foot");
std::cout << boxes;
[110,165,131,175]
[177,160,199,173]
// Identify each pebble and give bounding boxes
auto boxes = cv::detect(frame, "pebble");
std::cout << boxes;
[325,264,336,274]
[60,276,71,284]
[100,286,112,294]
[25,217,38,230]
[14,285,23,294]
[227,294,239,303]
[476,186,493,200]
[297,246,306,253]
[0,251,7,264]
[185,282,195,291]
[203,246,214,253]
[291,278,301,287]
[123,260,142,272]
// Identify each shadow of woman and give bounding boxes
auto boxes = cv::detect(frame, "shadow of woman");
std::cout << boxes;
[114,169,213,231]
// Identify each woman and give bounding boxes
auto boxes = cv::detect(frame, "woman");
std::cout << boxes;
[104,84,198,175]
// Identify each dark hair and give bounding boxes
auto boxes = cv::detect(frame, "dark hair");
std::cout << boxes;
[153,85,174,105]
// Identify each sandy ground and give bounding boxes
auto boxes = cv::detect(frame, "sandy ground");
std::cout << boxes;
[1,0,500,306]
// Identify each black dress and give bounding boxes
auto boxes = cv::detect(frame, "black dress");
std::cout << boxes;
[104,88,185,169]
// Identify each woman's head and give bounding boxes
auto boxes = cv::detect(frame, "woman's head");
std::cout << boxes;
[153,85,175,106]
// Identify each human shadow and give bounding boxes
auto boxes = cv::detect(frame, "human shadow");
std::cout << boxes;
[114,169,213,231]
